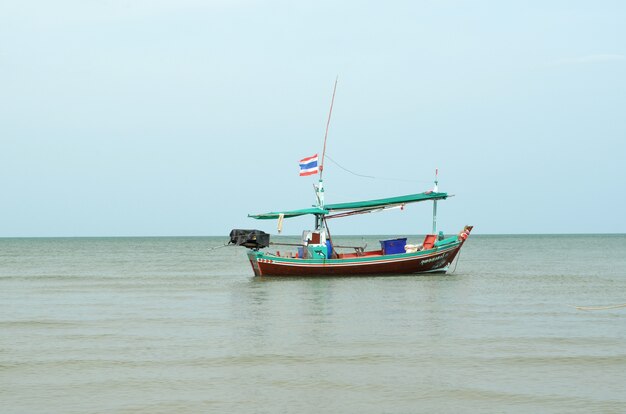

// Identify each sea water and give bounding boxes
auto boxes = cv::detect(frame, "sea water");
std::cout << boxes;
[1,235,625,413]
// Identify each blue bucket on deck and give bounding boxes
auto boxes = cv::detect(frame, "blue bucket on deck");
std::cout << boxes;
[326,240,332,258]
[297,246,304,258]
[380,238,407,255]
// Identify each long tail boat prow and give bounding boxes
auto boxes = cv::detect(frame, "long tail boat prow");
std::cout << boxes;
[229,81,473,277]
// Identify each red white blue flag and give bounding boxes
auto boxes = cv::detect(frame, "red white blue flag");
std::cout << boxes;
[299,154,319,176]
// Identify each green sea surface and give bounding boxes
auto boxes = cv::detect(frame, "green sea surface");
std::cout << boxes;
[1,235,625,413]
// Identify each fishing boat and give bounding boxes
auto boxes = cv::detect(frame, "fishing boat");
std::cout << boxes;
[229,81,473,277]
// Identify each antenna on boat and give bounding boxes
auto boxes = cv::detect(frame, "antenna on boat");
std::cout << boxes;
[432,168,439,234]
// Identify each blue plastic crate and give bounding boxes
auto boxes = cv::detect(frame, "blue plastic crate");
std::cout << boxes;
[380,238,407,255]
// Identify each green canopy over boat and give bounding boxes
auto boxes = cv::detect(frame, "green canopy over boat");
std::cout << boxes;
[326,191,448,211]
[248,207,329,220]
[248,191,448,220]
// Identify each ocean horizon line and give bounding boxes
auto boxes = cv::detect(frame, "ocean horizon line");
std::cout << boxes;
[1,232,625,239]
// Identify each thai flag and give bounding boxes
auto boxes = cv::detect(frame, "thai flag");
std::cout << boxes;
[299,154,319,176]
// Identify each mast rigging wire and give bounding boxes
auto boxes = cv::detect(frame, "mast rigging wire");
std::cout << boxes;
[325,153,431,184]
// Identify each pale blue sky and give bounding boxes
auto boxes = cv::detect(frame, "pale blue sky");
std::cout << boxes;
[1,0,625,236]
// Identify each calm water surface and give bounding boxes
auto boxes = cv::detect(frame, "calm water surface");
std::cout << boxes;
[1,235,625,413]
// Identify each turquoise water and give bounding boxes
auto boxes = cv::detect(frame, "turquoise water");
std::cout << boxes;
[1,235,625,413]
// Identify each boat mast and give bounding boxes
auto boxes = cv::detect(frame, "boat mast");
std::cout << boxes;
[432,168,438,234]
[316,76,338,215]
[319,76,338,183]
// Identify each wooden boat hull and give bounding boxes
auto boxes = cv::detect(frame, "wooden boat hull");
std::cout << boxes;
[246,241,465,277]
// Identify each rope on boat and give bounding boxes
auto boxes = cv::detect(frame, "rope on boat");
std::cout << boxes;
[449,249,462,274]
[325,154,431,184]
[207,243,230,253]
[571,303,626,311]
